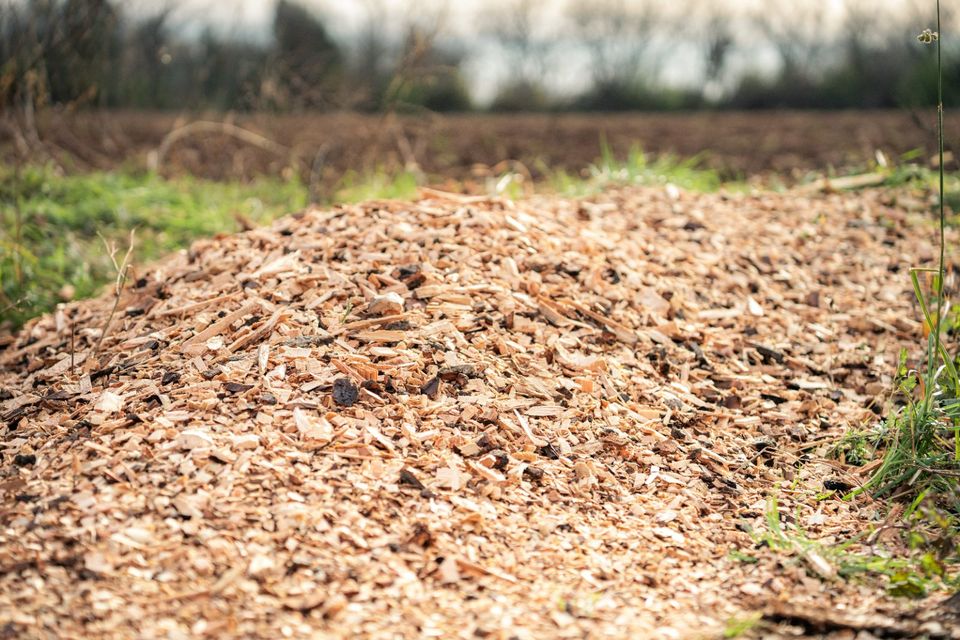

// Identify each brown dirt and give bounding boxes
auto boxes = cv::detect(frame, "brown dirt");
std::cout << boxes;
[5,109,960,182]
[0,185,958,638]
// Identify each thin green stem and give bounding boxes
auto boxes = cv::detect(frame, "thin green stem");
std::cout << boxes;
[910,268,958,393]
[935,0,945,380]
[934,1,958,464]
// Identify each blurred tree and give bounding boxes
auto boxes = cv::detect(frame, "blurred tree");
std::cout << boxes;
[486,0,555,111]
[351,0,392,110]
[566,0,686,110]
[267,0,344,110]
[42,0,120,105]
[109,10,171,108]
[0,0,121,109]
[0,0,956,116]
[198,31,268,111]
[734,2,833,108]
[701,11,735,103]
[348,0,470,113]
[385,25,472,112]
[755,2,832,86]
[827,0,909,107]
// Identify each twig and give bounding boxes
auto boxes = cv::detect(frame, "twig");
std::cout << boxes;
[394,126,424,179]
[148,121,289,173]
[0,298,23,316]
[12,163,24,291]
[92,230,135,355]
[70,321,76,375]
[308,143,334,204]
[919,465,960,478]
[0,116,29,160]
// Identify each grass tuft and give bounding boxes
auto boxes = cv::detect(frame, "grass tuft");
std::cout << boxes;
[865,0,960,508]
[332,169,421,203]
[722,613,762,639]
[737,493,959,599]
[551,137,727,195]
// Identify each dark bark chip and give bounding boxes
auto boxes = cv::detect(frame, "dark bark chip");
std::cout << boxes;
[332,377,359,407]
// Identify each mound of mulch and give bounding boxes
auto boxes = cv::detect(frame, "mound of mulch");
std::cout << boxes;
[0,186,956,638]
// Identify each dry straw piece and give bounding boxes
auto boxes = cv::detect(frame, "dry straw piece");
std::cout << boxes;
[0,186,957,638]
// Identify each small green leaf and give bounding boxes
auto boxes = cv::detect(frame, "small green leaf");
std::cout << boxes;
[919,553,944,577]
[729,549,759,564]
[887,572,928,598]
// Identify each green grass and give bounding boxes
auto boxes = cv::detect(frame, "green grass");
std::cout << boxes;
[333,169,421,202]
[861,350,960,499]
[0,166,309,328]
[736,493,960,599]
[722,613,762,639]
[877,161,960,212]
[549,139,729,196]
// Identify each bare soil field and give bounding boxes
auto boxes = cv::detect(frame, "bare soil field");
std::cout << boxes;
[6,110,960,181]
[0,185,957,638]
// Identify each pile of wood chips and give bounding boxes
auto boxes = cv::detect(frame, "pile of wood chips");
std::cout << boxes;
[1,186,957,639]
